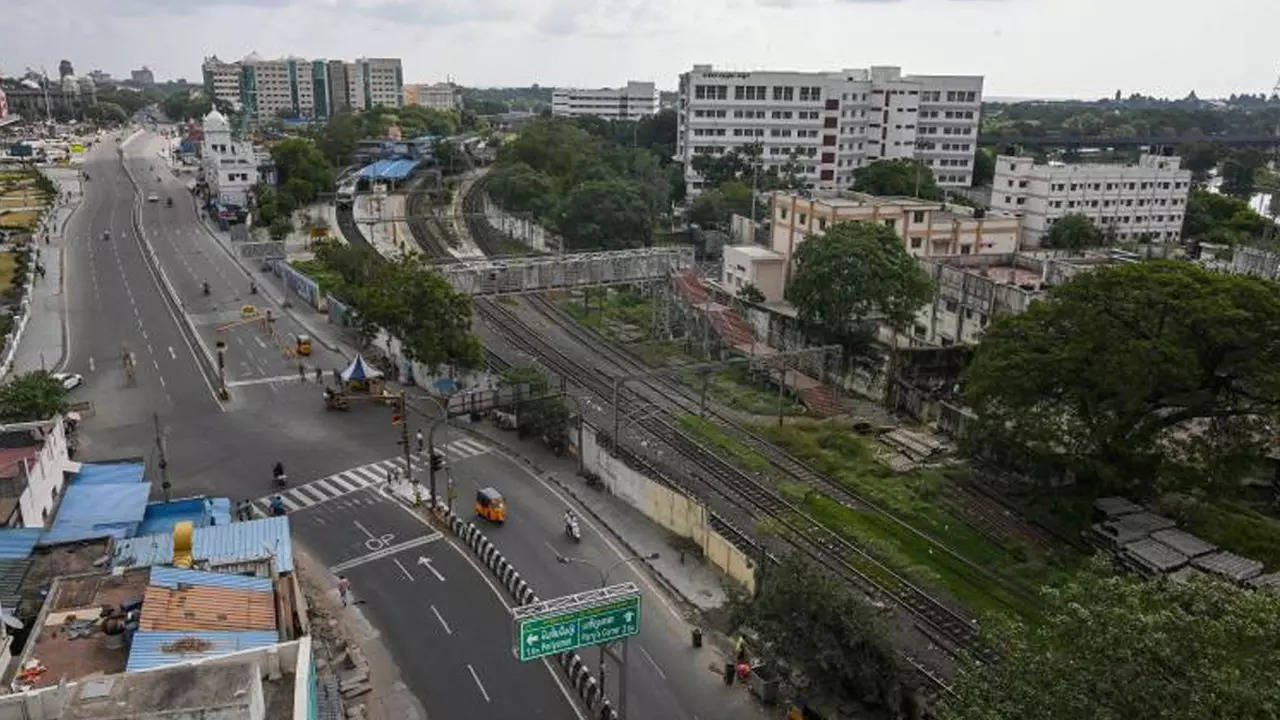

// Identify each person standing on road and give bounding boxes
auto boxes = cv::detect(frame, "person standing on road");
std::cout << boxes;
[314,367,322,383]
[337,576,351,606]
[298,363,306,382]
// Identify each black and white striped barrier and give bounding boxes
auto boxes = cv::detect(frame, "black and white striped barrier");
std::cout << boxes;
[442,509,618,720]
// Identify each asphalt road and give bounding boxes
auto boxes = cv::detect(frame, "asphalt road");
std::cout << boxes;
[60,127,579,720]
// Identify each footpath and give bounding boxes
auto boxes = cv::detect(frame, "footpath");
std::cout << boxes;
[10,168,85,376]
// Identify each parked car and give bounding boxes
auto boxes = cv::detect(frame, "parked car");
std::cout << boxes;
[50,372,83,391]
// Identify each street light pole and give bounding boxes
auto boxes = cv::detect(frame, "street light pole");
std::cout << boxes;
[556,552,659,720]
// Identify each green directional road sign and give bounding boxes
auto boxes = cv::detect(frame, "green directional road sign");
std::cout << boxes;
[517,594,641,662]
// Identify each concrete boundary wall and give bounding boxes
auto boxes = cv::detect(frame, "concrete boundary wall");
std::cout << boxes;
[483,194,561,253]
[580,422,758,594]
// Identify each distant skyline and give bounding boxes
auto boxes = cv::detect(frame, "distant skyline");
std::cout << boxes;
[3,0,1277,100]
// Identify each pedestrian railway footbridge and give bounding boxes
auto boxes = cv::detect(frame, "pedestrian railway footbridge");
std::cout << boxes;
[439,247,696,296]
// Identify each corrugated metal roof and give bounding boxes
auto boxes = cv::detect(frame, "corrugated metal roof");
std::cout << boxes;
[139,584,276,632]
[0,528,42,559]
[125,630,280,672]
[193,516,293,574]
[39,462,149,546]
[0,557,31,609]
[112,516,293,574]
[149,566,272,593]
[136,497,233,537]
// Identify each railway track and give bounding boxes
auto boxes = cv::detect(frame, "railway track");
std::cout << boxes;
[527,295,1037,611]
[478,297,982,668]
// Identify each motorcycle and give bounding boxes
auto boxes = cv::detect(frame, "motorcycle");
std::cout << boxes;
[202,281,210,296]
[249,282,258,295]
[274,470,287,488]
[564,514,581,543]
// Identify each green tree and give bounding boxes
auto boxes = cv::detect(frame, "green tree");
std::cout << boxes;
[434,139,470,175]
[853,159,941,200]
[687,187,727,228]
[0,372,68,422]
[1183,189,1266,245]
[737,284,765,303]
[728,553,910,713]
[1220,148,1266,198]
[85,102,127,126]
[556,178,652,250]
[268,215,293,242]
[972,147,996,186]
[315,111,360,166]
[963,261,1280,495]
[487,162,558,217]
[1179,141,1226,183]
[941,565,1280,720]
[499,365,571,452]
[271,139,333,204]
[787,221,934,337]
[1043,213,1101,250]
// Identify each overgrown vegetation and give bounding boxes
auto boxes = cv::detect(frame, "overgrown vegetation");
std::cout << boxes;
[0,372,68,422]
[500,365,571,453]
[484,113,679,251]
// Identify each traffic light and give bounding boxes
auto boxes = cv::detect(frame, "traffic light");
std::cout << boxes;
[430,450,445,471]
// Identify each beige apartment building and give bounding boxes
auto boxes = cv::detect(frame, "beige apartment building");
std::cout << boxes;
[722,192,1018,303]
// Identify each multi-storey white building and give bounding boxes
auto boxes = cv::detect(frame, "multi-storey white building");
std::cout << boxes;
[991,154,1191,246]
[676,65,982,196]
[201,54,402,121]
[552,81,659,120]
[404,82,462,111]
[200,108,258,208]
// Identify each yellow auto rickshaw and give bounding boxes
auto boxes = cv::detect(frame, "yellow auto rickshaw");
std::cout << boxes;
[295,333,312,356]
[475,487,507,524]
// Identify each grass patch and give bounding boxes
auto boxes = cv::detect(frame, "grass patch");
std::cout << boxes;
[685,365,807,417]
[628,340,688,366]
[0,211,39,231]
[0,253,17,295]
[288,259,343,297]
[678,414,773,475]
[557,289,654,339]
[1178,500,1280,569]
[755,420,1082,619]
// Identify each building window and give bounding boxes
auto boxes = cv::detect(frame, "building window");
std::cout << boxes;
[910,236,923,249]
[944,299,958,313]
[912,210,925,223]
[883,219,895,230]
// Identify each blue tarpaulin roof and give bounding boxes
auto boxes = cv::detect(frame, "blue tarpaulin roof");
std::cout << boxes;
[341,354,381,382]
[126,630,280,672]
[112,515,294,574]
[40,462,149,546]
[358,158,420,181]
[0,529,42,559]
[136,497,232,537]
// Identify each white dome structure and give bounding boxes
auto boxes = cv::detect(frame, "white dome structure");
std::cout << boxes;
[203,108,229,132]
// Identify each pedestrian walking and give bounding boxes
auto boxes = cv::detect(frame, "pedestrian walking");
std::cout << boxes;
[298,363,306,382]
[337,576,351,606]
[385,466,397,485]
[415,430,424,455]
[314,367,322,383]
[333,368,342,385]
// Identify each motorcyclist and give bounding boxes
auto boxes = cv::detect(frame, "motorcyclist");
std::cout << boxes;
[102,230,110,241]
[249,281,258,295]
[202,281,210,296]
[273,461,285,480]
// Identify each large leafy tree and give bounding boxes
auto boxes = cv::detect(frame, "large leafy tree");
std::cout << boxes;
[1219,148,1266,198]
[556,178,651,250]
[486,162,558,217]
[1183,189,1267,245]
[853,159,941,200]
[963,261,1280,495]
[271,139,334,206]
[0,372,68,422]
[729,553,910,713]
[1042,213,1101,250]
[500,365,570,452]
[941,566,1280,720]
[787,221,933,337]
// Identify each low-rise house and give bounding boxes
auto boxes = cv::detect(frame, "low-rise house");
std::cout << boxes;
[0,416,75,530]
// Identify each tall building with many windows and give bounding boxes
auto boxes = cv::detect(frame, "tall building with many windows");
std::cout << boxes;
[990,154,1191,247]
[552,81,659,120]
[202,54,402,122]
[676,65,982,195]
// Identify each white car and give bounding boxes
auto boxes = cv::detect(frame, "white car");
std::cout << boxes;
[146,193,159,202]
[50,373,83,391]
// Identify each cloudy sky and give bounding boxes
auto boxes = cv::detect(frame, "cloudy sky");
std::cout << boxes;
[2,0,1275,99]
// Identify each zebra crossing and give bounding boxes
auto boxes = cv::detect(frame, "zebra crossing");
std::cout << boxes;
[249,437,489,516]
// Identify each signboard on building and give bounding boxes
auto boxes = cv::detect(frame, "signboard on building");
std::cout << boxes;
[512,584,641,662]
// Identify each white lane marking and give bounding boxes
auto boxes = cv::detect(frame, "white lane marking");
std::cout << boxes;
[310,478,343,497]
[225,374,306,387]
[466,665,491,703]
[284,488,315,508]
[88,357,95,372]
[255,337,268,350]
[159,375,166,388]
[638,644,667,680]
[278,494,302,512]
[337,472,367,489]
[168,346,176,360]
[431,605,453,635]
[417,556,446,582]
[353,520,376,540]
[454,438,489,454]
[392,557,415,582]
[328,533,443,574]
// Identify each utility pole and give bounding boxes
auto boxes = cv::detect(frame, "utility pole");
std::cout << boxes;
[396,392,411,487]
[153,413,171,502]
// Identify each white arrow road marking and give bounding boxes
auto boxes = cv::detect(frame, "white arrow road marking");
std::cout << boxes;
[466,665,491,703]
[417,556,446,582]
[431,605,452,635]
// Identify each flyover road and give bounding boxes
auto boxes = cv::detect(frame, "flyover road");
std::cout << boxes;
[58,127,579,720]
